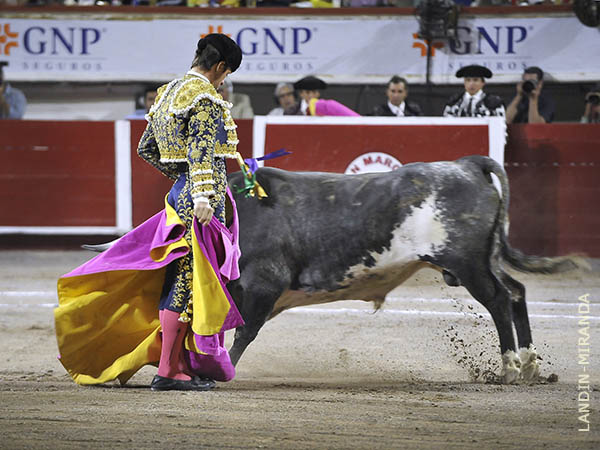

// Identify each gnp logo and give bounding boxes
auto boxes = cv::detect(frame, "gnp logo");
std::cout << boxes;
[412,25,529,57]
[2,22,103,56]
[22,26,103,55]
[412,33,444,57]
[449,25,528,55]
[201,25,315,73]
[202,24,313,56]
[0,24,19,55]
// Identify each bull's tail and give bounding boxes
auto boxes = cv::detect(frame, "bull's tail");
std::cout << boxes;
[473,155,590,274]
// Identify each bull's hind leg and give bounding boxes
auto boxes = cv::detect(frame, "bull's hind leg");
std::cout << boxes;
[499,272,540,382]
[451,262,521,384]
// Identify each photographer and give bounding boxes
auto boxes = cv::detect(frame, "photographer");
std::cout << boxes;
[0,61,26,120]
[506,66,555,124]
[581,84,600,124]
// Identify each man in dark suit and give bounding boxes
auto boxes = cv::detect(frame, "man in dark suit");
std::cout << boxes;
[371,75,423,117]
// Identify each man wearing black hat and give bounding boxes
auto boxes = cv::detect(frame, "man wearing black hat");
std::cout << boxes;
[443,65,505,118]
[293,75,326,115]
[56,34,248,393]
[293,75,359,116]
[0,62,26,119]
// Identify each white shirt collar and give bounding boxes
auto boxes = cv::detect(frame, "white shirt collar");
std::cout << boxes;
[300,98,309,115]
[463,90,484,102]
[186,70,211,84]
[388,100,405,117]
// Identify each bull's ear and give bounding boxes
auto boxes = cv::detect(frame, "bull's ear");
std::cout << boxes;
[251,169,281,207]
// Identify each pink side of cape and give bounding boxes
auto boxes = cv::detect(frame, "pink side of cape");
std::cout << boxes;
[59,187,244,382]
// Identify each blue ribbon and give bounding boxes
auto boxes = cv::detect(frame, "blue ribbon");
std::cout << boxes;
[244,148,292,173]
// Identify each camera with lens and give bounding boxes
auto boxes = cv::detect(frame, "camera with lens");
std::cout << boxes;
[587,93,600,105]
[522,79,538,94]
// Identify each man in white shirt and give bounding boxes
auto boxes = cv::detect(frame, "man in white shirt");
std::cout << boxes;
[267,82,299,116]
[371,75,423,117]
[443,65,505,118]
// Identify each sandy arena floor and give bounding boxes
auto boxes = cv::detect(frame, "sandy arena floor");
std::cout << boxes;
[0,250,598,449]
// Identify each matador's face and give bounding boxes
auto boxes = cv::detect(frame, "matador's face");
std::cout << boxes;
[464,77,484,96]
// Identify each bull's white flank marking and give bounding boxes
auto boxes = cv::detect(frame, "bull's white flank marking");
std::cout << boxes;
[344,194,448,280]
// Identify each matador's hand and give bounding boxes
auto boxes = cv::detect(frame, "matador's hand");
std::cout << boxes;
[193,197,214,226]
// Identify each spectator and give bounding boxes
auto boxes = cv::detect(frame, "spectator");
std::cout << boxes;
[293,75,359,117]
[125,85,159,120]
[268,82,299,116]
[506,66,555,124]
[0,62,26,119]
[371,75,423,117]
[443,65,504,118]
[217,78,254,119]
[581,84,600,124]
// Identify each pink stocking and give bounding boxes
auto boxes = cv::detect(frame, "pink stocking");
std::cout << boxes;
[157,309,191,381]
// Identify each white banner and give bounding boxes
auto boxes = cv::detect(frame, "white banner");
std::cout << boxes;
[0,15,598,83]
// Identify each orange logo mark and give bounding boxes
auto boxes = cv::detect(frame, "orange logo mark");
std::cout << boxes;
[412,33,444,57]
[201,25,231,39]
[0,24,19,56]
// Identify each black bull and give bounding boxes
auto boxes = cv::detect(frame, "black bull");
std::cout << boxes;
[226,155,584,383]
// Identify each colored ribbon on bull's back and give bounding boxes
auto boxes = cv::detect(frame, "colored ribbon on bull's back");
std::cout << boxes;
[234,148,291,198]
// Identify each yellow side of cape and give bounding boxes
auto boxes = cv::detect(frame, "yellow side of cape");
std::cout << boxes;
[55,269,165,385]
[55,198,231,385]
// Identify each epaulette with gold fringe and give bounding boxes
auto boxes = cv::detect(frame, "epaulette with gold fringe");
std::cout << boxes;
[170,77,232,117]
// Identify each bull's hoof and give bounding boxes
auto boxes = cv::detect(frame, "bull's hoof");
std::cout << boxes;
[519,344,540,382]
[501,350,521,384]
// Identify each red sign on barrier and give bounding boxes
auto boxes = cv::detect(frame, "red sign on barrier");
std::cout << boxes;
[263,123,489,173]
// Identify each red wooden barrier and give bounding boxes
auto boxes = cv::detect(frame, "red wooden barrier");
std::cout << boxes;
[0,120,116,227]
[1,119,598,257]
[263,124,489,172]
[506,124,600,256]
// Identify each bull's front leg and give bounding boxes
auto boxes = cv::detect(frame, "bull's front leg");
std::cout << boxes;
[229,303,275,366]
[228,275,287,367]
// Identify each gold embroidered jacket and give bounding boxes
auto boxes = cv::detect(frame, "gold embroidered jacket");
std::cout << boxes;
[137,73,239,200]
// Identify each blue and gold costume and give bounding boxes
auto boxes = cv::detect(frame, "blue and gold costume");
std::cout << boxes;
[137,71,239,321]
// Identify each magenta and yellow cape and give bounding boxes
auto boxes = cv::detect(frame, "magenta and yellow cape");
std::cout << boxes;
[54,191,244,385]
